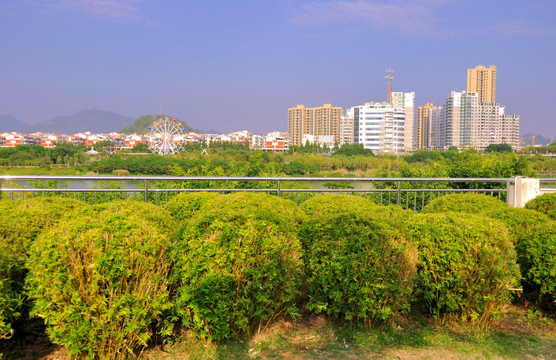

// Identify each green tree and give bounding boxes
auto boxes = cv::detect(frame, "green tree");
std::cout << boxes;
[333,143,374,157]
[131,143,151,153]
[485,143,513,153]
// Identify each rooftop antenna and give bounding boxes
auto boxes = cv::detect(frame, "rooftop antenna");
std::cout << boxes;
[385,69,394,104]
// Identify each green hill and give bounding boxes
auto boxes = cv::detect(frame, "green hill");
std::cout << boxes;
[120,114,197,135]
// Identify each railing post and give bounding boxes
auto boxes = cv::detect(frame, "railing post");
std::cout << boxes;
[506,178,514,206]
[397,181,401,205]
[144,180,148,202]
[277,180,281,198]
[507,177,541,208]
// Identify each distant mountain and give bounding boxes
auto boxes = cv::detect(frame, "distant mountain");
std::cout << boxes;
[0,114,31,133]
[121,114,198,135]
[201,129,222,134]
[30,109,134,134]
[521,133,555,146]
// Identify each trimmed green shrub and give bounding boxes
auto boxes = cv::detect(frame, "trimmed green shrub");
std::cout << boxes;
[525,193,556,220]
[423,194,554,312]
[515,221,556,311]
[299,209,417,324]
[26,201,175,359]
[406,213,519,327]
[486,207,551,244]
[440,198,552,309]
[300,194,378,217]
[421,193,508,214]
[300,196,416,323]
[0,260,20,341]
[164,192,221,220]
[300,194,409,229]
[173,193,303,341]
[0,197,85,340]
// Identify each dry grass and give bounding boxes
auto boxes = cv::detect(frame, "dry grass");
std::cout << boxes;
[2,305,555,360]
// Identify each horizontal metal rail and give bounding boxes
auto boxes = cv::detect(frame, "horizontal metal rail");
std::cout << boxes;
[0,175,520,209]
[0,175,514,182]
[540,178,556,191]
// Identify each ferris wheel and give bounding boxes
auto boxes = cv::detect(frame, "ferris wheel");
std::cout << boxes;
[146,117,187,155]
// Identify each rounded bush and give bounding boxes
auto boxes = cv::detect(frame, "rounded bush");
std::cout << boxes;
[299,208,417,324]
[164,192,221,220]
[468,207,552,310]
[525,193,556,220]
[0,197,85,340]
[487,207,551,244]
[423,194,554,312]
[26,201,175,359]
[422,193,508,214]
[300,194,378,217]
[0,258,20,341]
[515,221,556,311]
[300,194,408,229]
[172,193,303,341]
[405,213,519,327]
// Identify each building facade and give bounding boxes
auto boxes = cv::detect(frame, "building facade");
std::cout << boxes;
[429,106,445,150]
[416,103,437,150]
[338,115,354,145]
[467,65,497,103]
[349,102,406,154]
[287,104,342,146]
[391,92,415,151]
[429,90,519,150]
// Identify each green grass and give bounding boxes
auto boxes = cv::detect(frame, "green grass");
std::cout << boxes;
[0,166,81,175]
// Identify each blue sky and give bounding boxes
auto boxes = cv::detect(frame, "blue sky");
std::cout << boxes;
[1,0,555,137]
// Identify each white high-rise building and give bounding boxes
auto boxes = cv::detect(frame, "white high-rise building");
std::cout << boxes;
[428,90,520,150]
[391,92,415,152]
[339,115,354,145]
[349,102,405,154]
[429,106,445,150]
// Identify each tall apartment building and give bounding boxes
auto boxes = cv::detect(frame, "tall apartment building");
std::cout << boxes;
[500,114,520,149]
[423,65,519,150]
[429,90,519,150]
[391,92,415,152]
[287,104,342,146]
[475,103,520,149]
[348,102,406,154]
[339,115,354,145]
[416,103,437,150]
[429,106,445,150]
[459,92,480,147]
[428,91,473,150]
[288,105,309,147]
[467,65,497,103]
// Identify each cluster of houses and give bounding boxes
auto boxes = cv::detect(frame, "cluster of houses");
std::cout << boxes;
[0,130,290,152]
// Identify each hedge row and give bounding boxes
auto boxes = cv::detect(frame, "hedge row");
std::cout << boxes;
[1,193,554,359]
[0,197,86,340]
[526,192,556,220]
[26,202,175,359]
[169,193,303,341]
[422,194,556,311]
[299,196,416,324]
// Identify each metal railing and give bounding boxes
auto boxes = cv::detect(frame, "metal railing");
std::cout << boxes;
[0,175,535,210]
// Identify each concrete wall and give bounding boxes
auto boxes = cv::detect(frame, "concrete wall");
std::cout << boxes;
[507,177,553,208]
